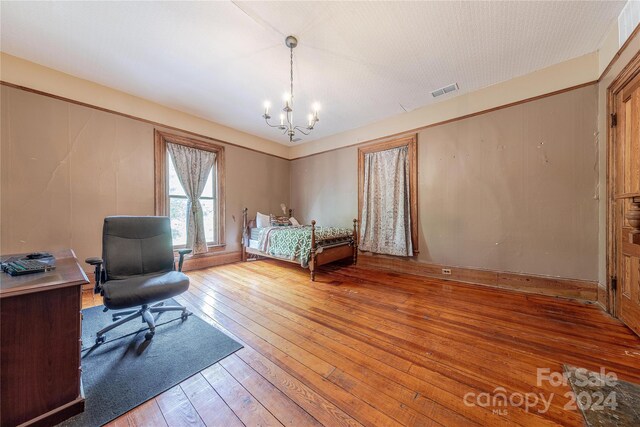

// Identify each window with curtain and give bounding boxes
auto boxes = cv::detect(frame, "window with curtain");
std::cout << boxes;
[154,131,225,255]
[167,154,216,246]
[358,135,418,256]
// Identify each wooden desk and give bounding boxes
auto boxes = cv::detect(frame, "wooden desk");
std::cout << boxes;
[1,249,88,427]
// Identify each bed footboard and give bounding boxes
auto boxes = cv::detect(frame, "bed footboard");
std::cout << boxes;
[309,218,358,281]
[353,218,358,265]
[241,207,248,262]
[310,220,317,280]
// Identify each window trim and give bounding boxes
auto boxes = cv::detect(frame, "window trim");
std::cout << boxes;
[357,134,418,254]
[154,130,226,250]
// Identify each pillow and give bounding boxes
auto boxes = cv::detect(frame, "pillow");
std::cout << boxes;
[289,216,300,226]
[256,212,270,228]
[270,214,290,226]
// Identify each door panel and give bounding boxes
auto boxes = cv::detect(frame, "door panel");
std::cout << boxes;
[614,70,640,336]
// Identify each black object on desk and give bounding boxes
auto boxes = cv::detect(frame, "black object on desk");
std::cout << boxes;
[25,251,52,260]
[1,253,55,276]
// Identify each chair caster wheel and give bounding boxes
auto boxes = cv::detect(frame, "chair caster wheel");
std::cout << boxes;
[96,335,106,345]
[145,331,155,340]
[181,311,189,321]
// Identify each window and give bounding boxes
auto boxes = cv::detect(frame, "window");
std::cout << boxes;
[155,130,225,251]
[358,134,418,255]
[167,156,216,246]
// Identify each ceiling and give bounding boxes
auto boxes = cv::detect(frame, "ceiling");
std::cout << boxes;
[0,1,625,146]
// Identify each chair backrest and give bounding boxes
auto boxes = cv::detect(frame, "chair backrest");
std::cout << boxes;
[102,216,175,280]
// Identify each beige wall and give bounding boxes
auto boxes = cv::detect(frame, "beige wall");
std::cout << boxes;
[290,53,599,159]
[0,53,289,159]
[0,86,290,271]
[292,85,599,281]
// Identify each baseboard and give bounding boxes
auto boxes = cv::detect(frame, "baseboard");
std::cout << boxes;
[357,253,598,301]
[181,250,242,271]
[596,284,608,311]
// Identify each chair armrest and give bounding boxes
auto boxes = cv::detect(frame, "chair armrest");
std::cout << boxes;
[85,257,104,294]
[177,249,192,272]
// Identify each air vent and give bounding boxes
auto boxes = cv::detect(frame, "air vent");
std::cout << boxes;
[431,83,459,98]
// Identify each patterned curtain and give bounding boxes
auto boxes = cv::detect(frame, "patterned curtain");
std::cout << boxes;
[359,146,413,256]
[167,143,216,254]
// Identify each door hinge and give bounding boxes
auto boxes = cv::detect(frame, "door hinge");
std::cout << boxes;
[611,276,617,292]
[611,113,617,128]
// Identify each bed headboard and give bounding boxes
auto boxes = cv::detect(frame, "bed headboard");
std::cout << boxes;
[242,207,293,231]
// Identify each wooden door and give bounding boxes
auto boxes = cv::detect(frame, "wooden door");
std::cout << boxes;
[613,69,640,336]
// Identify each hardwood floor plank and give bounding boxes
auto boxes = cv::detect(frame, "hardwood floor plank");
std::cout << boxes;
[188,270,491,426]
[178,290,404,427]
[174,295,363,427]
[211,264,616,424]
[84,261,640,427]
[189,268,567,426]
[179,373,244,427]
[235,347,363,427]
[188,274,544,425]
[156,384,206,426]
[219,354,323,426]
[235,262,640,378]
[126,399,167,427]
[325,368,439,427]
[103,416,130,427]
[201,363,283,427]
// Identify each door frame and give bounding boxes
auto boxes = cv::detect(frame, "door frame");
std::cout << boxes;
[606,50,640,316]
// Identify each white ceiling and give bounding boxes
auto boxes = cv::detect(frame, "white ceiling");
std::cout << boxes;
[0,1,624,146]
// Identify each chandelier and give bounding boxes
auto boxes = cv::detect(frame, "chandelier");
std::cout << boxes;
[262,35,320,143]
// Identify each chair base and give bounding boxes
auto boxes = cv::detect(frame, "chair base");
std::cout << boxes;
[95,301,189,345]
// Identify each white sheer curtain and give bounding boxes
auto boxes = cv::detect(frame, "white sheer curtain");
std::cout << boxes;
[167,143,216,254]
[359,145,413,256]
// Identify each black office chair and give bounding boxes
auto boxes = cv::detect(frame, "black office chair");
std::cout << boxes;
[86,216,192,345]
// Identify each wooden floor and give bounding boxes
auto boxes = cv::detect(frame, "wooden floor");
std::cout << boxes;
[81,260,640,427]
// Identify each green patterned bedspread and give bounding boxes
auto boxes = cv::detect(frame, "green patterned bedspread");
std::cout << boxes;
[257,226,353,267]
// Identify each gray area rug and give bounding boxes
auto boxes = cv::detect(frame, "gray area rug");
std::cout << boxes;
[58,299,242,427]
[564,365,640,426]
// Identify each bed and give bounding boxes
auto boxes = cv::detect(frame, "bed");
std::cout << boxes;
[241,208,358,281]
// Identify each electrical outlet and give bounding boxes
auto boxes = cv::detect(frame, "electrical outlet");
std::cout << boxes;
[442,268,452,275]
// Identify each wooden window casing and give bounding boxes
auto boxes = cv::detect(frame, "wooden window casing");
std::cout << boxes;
[154,130,226,251]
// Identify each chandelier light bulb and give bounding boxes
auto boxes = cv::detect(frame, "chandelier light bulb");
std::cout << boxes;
[263,101,271,116]
[312,103,320,112]
[280,113,284,126]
